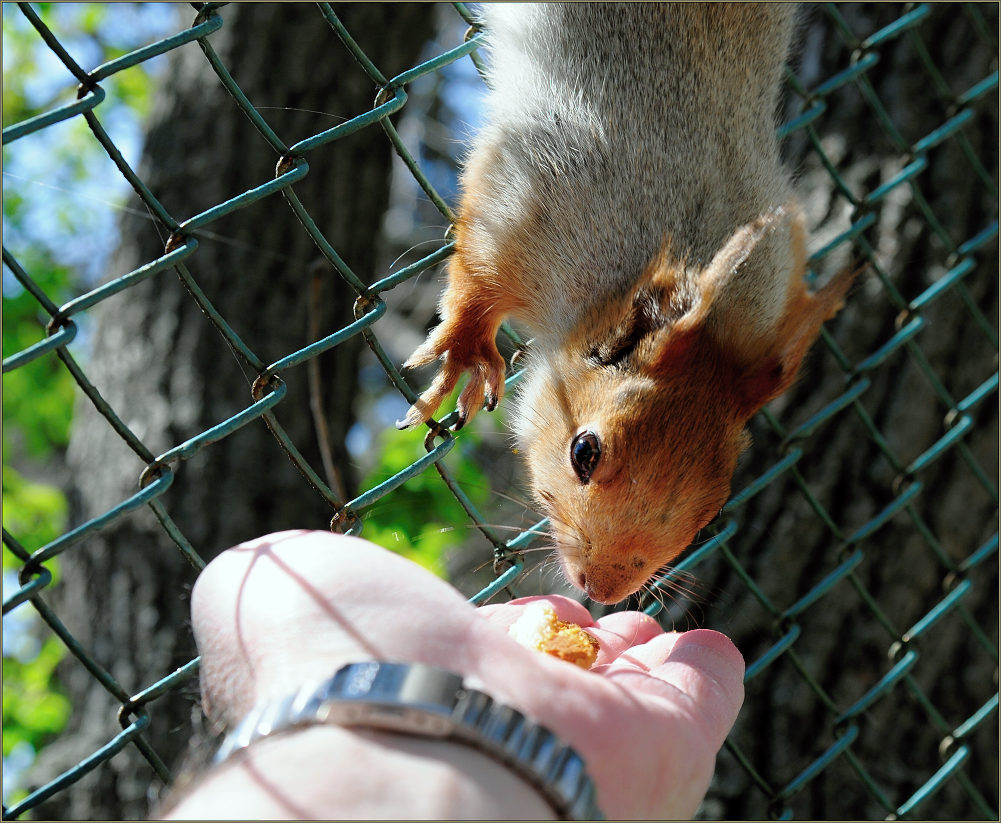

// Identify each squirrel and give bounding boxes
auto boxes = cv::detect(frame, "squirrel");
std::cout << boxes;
[398,3,856,604]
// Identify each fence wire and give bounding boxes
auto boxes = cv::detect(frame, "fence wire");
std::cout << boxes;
[2,2,997,820]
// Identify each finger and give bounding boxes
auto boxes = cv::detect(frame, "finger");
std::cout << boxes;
[651,629,745,687]
[402,326,446,369]
[479,601,669,667]
[608,629,745,747]
[589,611,665,662]
[477,596,619,666]
[402,343,436,369]
[478,595,596,631]
[600,631,682,673]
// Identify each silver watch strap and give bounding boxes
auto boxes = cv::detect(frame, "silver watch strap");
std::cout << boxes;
[212,661,604,820]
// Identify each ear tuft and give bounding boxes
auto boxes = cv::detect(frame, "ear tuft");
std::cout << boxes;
[698,202,807,350]
[734,259,859,415]
[649,201,859,418]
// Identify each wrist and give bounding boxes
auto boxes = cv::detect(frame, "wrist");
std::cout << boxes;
[206,661,602,819]
[165,723,557,820]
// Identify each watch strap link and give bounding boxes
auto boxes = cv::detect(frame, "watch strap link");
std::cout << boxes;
[212,661,603,820]
[450,685,600,820]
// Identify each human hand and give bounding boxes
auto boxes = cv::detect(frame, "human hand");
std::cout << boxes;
[476,597,746,818]
[173,529,744,820]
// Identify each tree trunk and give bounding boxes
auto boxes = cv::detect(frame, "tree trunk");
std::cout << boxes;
[34,4,435,819]
[693,4,998,819]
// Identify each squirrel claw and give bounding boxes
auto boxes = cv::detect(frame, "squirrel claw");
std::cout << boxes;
[399,324,507,430]
[396,359,464,429]
[455,368,487,427]
[395,365,505,430]
[395,399,432,430]
[461,357,506,425]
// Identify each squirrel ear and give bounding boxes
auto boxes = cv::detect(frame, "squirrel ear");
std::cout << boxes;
[695,202,807,347]
[658,203,857,417]
[735,258,855,415]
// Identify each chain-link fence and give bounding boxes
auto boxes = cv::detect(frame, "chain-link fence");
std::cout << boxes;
[2,2,997,820]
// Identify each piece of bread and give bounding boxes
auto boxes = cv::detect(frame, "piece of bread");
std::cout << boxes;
[508,601,600,669]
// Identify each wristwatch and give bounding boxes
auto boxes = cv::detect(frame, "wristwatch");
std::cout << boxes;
[212,661,604,820]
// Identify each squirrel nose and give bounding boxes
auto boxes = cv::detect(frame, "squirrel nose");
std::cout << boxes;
[561,557,627,603]
[581,572,619,605]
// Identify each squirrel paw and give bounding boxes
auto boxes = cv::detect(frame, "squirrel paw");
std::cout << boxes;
[397,325,506,430]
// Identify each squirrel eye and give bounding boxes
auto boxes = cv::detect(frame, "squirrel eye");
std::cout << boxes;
[570,431,601,483]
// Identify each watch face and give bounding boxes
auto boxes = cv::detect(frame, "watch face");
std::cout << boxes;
[324,697,456,737]
[329,661,462,702]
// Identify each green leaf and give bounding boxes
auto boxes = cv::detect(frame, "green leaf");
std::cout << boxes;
[2,637,71,755]
[2,465,69,554]
[357,389,497,576]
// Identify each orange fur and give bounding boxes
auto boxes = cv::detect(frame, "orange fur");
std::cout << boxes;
[516,222,856,603]
[399,4,858,602]
[398,158,537,430]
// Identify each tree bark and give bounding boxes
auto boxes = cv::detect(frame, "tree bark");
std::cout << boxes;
[34,4,436,819]
[693,4,998,819]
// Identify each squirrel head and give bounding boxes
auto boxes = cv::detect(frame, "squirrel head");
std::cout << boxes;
[515,204,854,604]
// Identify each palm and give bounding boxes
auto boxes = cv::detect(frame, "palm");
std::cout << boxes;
[192,531,744,819]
